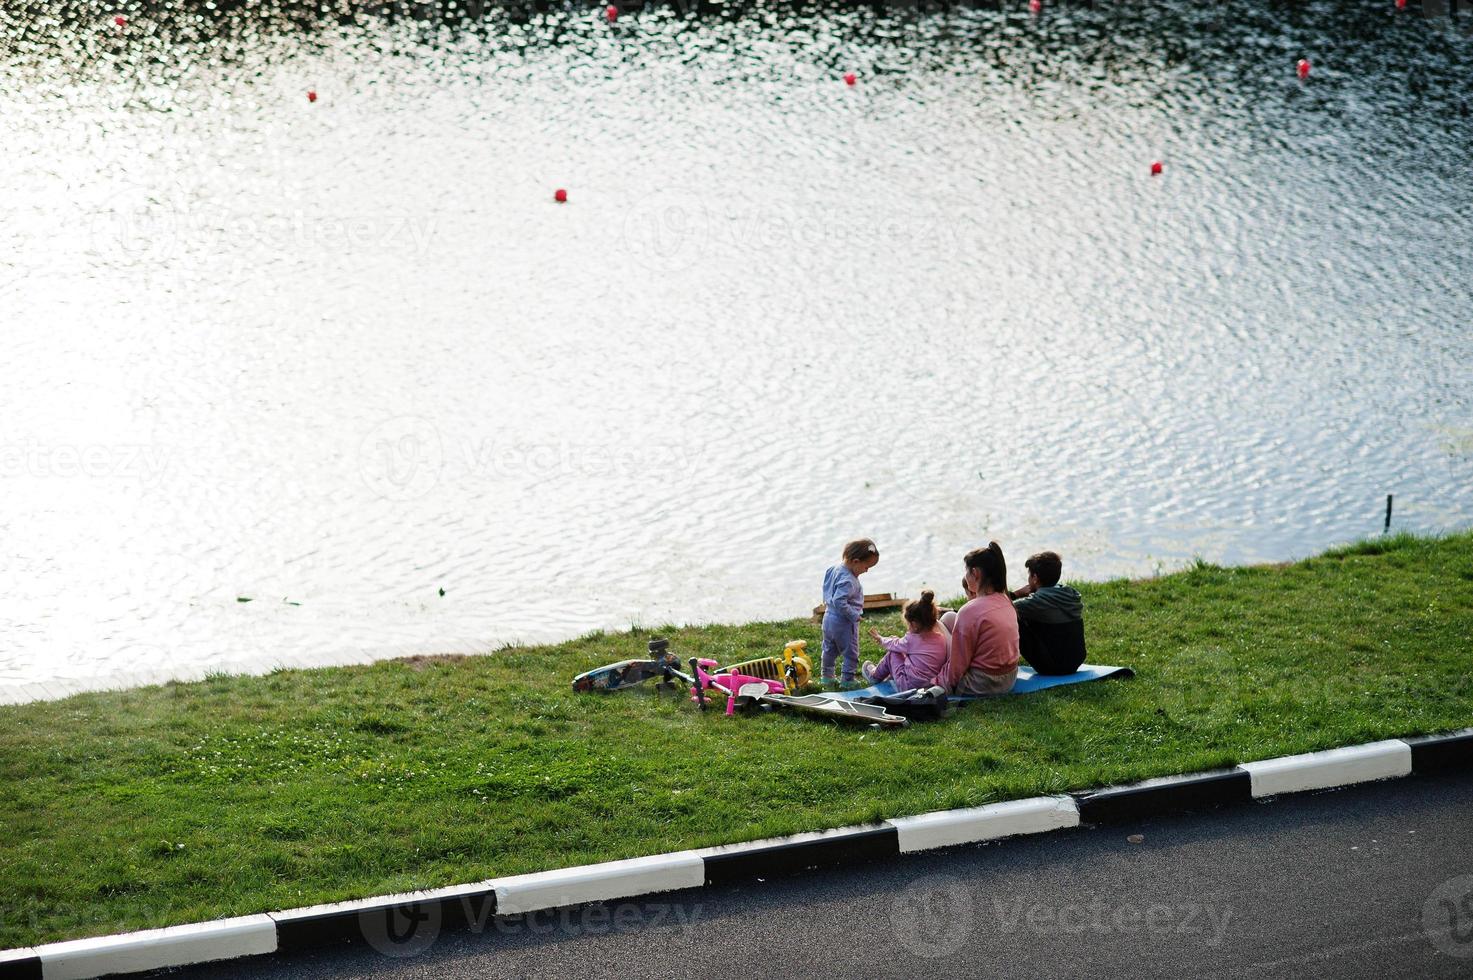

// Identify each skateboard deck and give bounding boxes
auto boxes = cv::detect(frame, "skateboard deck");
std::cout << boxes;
[736,683,908,727]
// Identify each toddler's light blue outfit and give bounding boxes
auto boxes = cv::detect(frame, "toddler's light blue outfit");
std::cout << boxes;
[821,564,864,682]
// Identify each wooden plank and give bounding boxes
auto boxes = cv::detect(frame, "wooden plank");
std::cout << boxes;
[811,594,906,621]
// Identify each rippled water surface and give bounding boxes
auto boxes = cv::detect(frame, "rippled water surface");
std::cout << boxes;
[2,0,1471,694]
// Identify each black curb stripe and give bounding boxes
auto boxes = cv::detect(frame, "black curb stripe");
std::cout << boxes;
[1404,732,1473,775]
[274,888,497,952]
[703,827,899,886]
[1073,769,1252,824]
[0,955,41,980]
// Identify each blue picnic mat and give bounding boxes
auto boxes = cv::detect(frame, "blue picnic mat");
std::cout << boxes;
[830,664,1134,702]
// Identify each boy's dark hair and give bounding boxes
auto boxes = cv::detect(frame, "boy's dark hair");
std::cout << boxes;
[1025,551,1063,588]
[842,539,879,562]
[964,541,1008,595]
[904,590,938,631]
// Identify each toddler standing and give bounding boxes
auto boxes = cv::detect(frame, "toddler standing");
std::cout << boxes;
[821,539,879,684]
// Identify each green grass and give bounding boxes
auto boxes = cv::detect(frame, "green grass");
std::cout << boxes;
[3,532,1472,948]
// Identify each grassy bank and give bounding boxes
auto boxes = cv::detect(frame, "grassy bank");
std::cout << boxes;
[3,532,1472,948]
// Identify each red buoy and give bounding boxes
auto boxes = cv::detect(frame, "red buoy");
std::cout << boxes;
[114,15,126,26]
[307,90,318,103]
[605,4,617,21]
[554,188,568,203]
[1395,0,1407,8]
[843,72,856,86]
[1151,160,1163,176]
[1296,58,1311,80]
[1029,0,1041,12]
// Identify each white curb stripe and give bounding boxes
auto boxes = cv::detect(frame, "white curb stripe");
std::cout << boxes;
[890,795,1080,853]
[492,852,705,915]
[36,914,275,980]
[1240,739,1412,797]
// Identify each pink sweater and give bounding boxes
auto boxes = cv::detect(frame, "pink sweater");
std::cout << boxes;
[878,629,950,690]
[942,592,1020,688]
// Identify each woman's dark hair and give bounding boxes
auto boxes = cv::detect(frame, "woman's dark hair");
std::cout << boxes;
[842,538,879,562]
[904,590,938,631]
[1025,551,1063,588]
[964,541,1008,595]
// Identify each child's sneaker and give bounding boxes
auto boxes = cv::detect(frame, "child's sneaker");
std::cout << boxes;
[861,661,878,683]
[820,674,837,688]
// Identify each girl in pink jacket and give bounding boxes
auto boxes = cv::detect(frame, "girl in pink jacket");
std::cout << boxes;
[861,591,950,690]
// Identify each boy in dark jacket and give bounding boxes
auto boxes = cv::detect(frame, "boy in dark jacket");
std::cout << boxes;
[1008,551,1086,676]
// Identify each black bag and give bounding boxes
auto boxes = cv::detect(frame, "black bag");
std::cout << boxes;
[857,685,954,722]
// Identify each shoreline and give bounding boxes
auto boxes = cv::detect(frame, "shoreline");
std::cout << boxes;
[4,529,1459,707]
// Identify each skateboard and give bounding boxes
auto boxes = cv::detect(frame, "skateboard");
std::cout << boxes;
[735,682,909,728]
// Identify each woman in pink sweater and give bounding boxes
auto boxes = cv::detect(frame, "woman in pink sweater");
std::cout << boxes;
[940,541,1020,696]
[861,591,950,690]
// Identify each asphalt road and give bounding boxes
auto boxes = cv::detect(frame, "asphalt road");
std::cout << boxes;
[177,771,1473,979]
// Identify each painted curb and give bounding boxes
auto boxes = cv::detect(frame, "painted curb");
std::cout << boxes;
[493,852,705,915]
[1074,768,1252,823]
[6,730,1471,979]
[270,881,497,952]
[890,795,1079,853]
[1240,739,1411,797]
[0,948,40,980]
[1403,728,1473,773]
[699,826,898,886]
[28,916,275,980]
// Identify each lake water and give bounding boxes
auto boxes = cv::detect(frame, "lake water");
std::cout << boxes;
[2,0,1471,700]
